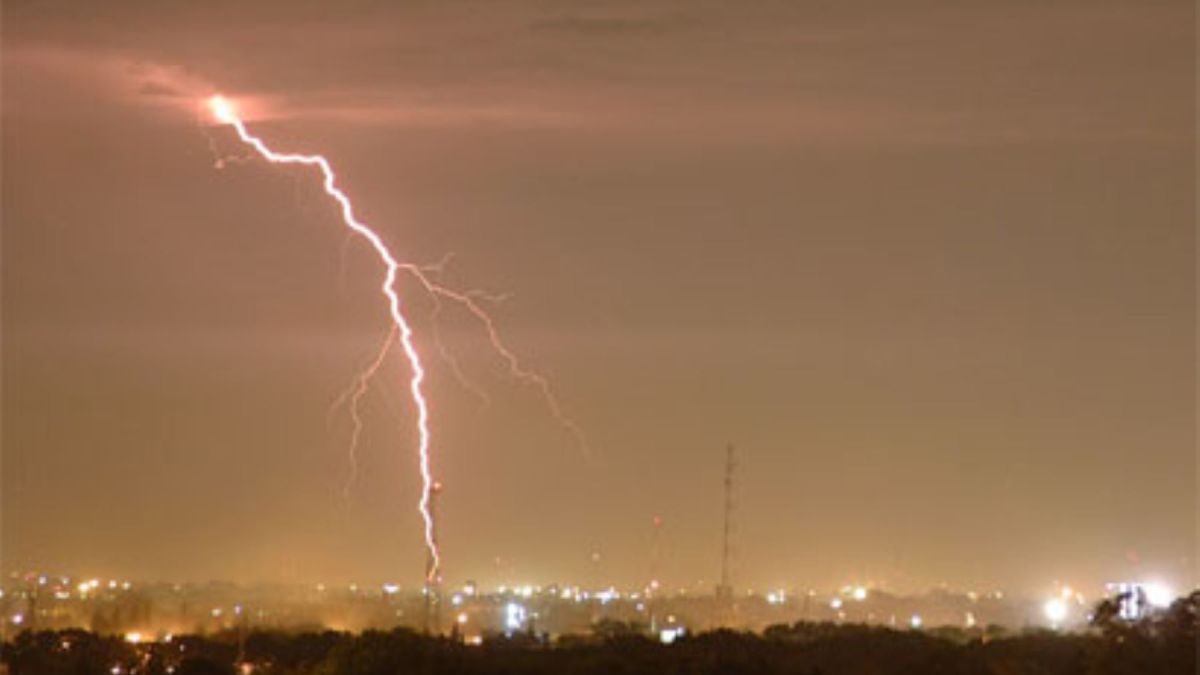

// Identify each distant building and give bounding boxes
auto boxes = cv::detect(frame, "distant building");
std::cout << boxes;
[1104,582,1171,621]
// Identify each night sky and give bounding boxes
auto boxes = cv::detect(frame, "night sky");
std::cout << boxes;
[3,1,1194,595]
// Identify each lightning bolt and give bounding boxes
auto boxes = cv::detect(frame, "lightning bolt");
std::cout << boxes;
[401,273,590,454]
[208,95,440,579]
[327,254,488,504]
[207,95,588,584]
[327,326,397,503]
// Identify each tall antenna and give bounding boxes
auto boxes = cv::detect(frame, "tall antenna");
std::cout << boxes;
[717,443,736,603]
[648,514,663,632]
[650,514,663,589]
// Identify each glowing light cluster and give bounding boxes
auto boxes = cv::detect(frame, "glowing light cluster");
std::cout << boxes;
[1143,582,1173,609]
[504,602,527,632]
[1043,598,1068,624]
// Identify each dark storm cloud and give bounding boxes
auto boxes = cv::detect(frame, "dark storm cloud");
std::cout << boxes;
[136,81,186,99]
[7,1,1190,143]
[528,13,683,36]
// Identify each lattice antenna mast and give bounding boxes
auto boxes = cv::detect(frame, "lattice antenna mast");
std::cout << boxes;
[718,444,736,599]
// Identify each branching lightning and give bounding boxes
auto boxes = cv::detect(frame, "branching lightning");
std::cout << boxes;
[400,272,590,454]
[328,326,397,503]
[207,95,586,584]
[209,95,439,578]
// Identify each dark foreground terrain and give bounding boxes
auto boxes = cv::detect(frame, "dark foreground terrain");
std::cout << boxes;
[5,593,1195,675]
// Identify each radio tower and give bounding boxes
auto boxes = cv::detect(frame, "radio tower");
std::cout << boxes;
[648,514,663,632]
[423,481,443,634]
[716,444,736,605]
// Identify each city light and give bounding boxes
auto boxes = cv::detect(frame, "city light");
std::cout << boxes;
[1043,598,1068,625]
[0,571,1184,648]
[504,602,527,633]
[659,627,685,644]
[1143,582,1173,609]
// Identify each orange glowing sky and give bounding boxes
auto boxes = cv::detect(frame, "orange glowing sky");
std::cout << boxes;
[2,1,1194,594]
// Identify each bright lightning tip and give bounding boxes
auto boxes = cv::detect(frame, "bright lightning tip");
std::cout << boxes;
[208,95,237,124]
